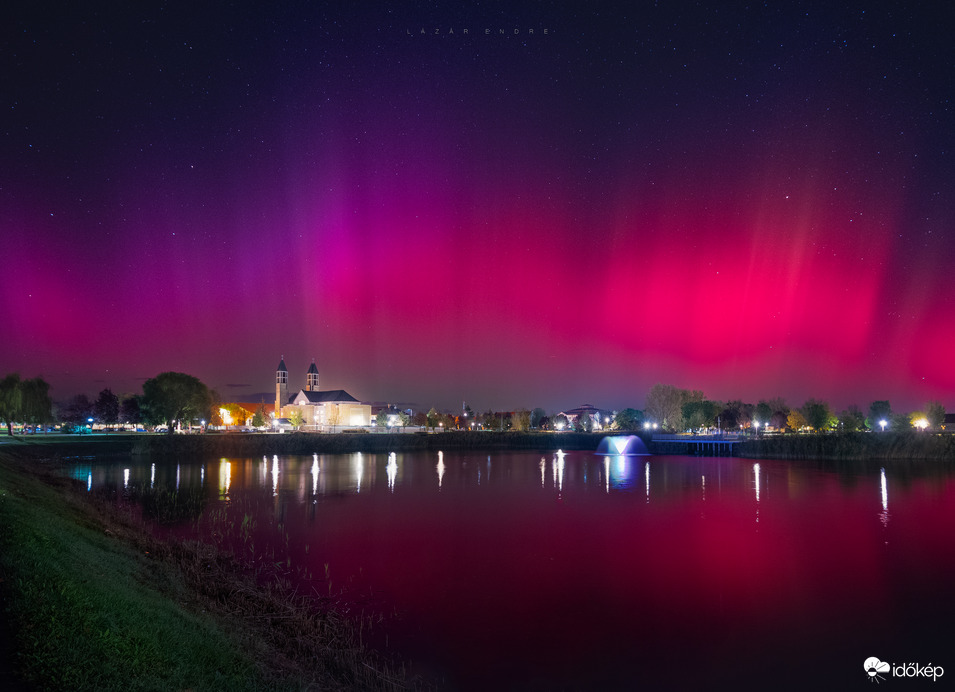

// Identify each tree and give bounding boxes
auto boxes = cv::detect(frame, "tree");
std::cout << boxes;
[682,400,719,430]
[612,408,644,431]
[645,384,689,431]
[754,401,773,427]
[575,411,593,432]
[120,394,142,426]
[552,413,569,430]
[925,401,945,430]
[787,409,808,432]
[376,409,389,429]
[208,389,223,427]
[513,409,531,431]
[412,411,427,427]
[889,412,911,431]
[20,377,53,431]
[141,372,212,433]
[289,410,304,429]
[326,406,341,429]
[0,374,24,435]
[94,388,120,431]
[426,407,439,432]
[530,407,547,429]
[251,405,267,428]
[397,411,410,428]
[801,399,832,432]
[838,405,866,432]
[61,394,94,426]
[866,401,892,430]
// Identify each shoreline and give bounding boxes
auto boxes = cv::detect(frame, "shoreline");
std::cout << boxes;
[3,429,953,462]
[0,445,422,691]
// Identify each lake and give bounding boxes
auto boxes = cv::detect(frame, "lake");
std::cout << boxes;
[73,449,955,690]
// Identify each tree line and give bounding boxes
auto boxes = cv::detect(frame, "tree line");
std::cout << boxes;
[0,371,216,436]
[642,383,947,433]
[1,370,947,437]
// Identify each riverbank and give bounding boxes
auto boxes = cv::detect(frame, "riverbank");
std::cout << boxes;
[0,430,630,459]
[736,431,955,461]
[0,445,418,691]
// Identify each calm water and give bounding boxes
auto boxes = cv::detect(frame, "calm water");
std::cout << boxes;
[73,450,955,690]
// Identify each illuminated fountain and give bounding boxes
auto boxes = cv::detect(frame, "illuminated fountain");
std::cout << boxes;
[595,435,650,456]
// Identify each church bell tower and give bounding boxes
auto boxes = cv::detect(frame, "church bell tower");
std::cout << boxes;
[275,357,288,418]
[306,359,319,392]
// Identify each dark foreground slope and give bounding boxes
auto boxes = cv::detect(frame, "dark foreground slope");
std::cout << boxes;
[0,444,418,691]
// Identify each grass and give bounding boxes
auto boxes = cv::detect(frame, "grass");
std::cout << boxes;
[0,447,419,691]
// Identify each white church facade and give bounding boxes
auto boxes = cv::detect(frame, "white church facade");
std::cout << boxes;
[274,358,372,430]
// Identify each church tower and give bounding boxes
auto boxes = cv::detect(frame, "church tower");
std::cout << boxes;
[306,359,319,392]
[275,357,288,418]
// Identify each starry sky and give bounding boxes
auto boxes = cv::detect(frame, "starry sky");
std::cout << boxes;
[3,1,953,413]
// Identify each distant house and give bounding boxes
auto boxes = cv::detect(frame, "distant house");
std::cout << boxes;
[558,403,614,429]
[943,413,955,432]
[273,358,371,429]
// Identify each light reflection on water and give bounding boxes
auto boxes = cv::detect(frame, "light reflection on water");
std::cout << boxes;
[74,451,955,690]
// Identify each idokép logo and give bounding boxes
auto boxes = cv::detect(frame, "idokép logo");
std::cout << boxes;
[864,657,944,683]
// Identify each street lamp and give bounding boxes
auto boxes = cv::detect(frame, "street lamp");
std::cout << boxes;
[754,420,760,437]
[879,419,887,432]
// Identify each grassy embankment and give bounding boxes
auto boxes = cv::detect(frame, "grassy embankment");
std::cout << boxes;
[0,442,416,691]
[140,430,622,458]
[736,431,955,461]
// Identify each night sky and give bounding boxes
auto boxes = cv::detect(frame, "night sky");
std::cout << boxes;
[3,1,953,413]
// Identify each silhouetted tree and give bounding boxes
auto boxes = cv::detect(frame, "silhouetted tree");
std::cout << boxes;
[0,374,23,436]
[612,408,644,431]
[838,405,866,432]
[62,394,94,426]
[801,399,832,432]
[119,394,142,425]
[94,388,119,430]
[141,372,212,433]
[925,401,946,430]
[866,401,892,430]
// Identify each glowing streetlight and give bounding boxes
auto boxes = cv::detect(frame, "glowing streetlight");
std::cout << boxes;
[879,419,887,432]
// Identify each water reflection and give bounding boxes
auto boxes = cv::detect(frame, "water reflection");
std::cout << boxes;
[553,450,565,494]
[354,453,363,493]
[880,466,890,528]
[219,459,231,499]
[69,452,955,691]
[272,455,279,496]
[311,454,319,499]
[387,452,398,492]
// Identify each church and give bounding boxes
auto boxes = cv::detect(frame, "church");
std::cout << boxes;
[274,358,372,430]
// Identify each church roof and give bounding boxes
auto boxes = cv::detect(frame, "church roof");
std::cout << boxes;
[277,358,287,372]
[292,389,360,404]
